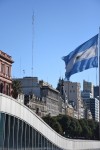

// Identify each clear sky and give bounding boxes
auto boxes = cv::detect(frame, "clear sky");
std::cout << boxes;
[0,0,100,89]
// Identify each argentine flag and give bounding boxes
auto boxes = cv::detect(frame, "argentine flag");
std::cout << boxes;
[62,34,98,80]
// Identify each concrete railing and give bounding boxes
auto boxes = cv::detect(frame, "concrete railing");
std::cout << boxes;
[0,93,100,150]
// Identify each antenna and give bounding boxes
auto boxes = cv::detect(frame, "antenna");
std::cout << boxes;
[31,11,34,96]
[32,11,34,78]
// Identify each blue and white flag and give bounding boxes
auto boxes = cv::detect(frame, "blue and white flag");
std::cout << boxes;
[62,34,98,80]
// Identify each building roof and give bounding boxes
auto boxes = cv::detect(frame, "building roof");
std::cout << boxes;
[0,50,14,63]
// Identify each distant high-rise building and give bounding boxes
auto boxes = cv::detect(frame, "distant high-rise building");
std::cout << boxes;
[81,91,93,99]
[63,81,84,119]
[83,98,99,122]
[83,80,94,97]
[0,50,14,96]
[94,86,99,99]
[82,81,95,121]
[85,108,93,120]
[63,81,81,108]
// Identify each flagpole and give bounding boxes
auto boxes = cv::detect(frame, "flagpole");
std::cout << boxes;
[99,27,100,140]
[96,68,97,86]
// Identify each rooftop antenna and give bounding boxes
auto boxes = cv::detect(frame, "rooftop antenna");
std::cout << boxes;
[31,11,34,96]
[32,11,34,78]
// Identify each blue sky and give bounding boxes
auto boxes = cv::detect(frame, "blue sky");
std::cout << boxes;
[0,0,100,89]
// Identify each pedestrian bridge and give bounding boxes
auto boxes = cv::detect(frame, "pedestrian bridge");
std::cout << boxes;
[0,93,100,150]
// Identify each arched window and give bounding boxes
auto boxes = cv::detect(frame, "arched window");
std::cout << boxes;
[0,83,3,93]
[6,84,9,95]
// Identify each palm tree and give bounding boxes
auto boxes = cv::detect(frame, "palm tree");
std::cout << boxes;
[12,80,22,99]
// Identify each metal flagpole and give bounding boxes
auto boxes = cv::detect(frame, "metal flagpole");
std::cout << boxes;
[98,28,100,139]
[96,68,97,86]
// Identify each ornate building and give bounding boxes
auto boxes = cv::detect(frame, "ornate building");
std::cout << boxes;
[0,50,14,96]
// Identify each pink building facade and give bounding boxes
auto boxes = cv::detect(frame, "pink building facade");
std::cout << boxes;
[0,50,14,96]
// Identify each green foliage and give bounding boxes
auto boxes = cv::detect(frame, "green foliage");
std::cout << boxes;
[42,114,63,135]
[79,119,91,139]
[69,118,82,138]
[56,115,71,137]
[12,80,22,99]
[42,114,99,140]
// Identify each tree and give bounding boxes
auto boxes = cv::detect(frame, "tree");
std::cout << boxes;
[42,114,63,135]
[56,115,72,137]
[12,80,22,99]
[52,121,63,135]
[93,121,99,140]
[87,120,99,140]
[43,114,99,140]
[68,118,82,138]
[79,119,92,139]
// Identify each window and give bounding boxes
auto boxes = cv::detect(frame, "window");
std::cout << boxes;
[9,116,14,149]
[0,113,5,148]
[14,117,19,149]
[4,114,10,149]
[6,66,10,76]
[6,84,9,95]
[18,119,22,149]
[1,63,5,74]
[0,83,3,93]
[22,122,26,149]
[29,126,32,149]
[26,124,30,149]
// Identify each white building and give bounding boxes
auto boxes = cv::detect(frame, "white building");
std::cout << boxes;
[63,81,81,108]
[14,77,64,117]
[63,81,84,119]
[83,80,94,97]
[14,77,41,97]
